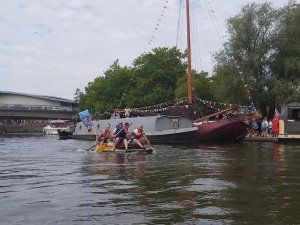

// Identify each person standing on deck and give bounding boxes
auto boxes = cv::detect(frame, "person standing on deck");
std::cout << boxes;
[112,122,130,150]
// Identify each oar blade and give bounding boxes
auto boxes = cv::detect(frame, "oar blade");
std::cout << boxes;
[96,144,106,152]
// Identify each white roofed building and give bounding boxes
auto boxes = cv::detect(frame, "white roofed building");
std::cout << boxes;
[0,91,78,120]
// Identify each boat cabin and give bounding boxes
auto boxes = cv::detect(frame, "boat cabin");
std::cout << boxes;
[278,102,300,143]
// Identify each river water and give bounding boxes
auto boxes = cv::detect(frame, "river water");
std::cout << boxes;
[0,135,300,225]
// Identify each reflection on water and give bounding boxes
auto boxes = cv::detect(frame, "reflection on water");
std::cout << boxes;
[0,136,300,224]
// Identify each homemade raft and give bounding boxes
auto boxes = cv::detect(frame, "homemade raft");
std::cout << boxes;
[95,142,153,154]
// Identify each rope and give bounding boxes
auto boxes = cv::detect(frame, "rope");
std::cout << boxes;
[118,0,171,108]
[148,0,170,48]
[201,0,256,111]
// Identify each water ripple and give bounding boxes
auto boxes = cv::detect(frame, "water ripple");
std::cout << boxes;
[0,136,300,224]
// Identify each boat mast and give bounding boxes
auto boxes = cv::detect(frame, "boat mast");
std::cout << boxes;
[186,0,193,104]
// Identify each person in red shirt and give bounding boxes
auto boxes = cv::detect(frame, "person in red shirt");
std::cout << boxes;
[272,115,280,137]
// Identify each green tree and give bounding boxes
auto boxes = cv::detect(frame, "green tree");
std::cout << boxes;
[273,1,300,80]
[78,60,133,113]
[73,88,81,103]
[175,70,213,101]
[212,2,279,115]
[212,1,300,114]
[125,47,186,107]
[271,1,300,105]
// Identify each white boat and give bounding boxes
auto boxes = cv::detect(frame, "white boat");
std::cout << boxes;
[43,120,70,135]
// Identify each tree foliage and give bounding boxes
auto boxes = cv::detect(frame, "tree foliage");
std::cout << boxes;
[124,47,186,107]
[270,1,300,106]
[212,1,300,116]
[175,70,214,101]
[79,60,133,112]
[273,1,300,81]
[77,1,300,116]
[78,48,187,113]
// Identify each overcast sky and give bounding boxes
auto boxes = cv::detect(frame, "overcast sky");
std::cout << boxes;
[0,0,293,100]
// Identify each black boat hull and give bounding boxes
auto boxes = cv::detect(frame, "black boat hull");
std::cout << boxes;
[58,129,72,140]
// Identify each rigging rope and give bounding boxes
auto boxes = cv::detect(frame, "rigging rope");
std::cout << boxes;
[190,1,203,72]
[118,0,256,114]
[201,0,256,111]
[118,0,171,109]
[176,0,184,48]
[202,0,225,45]
[148,0,170,48]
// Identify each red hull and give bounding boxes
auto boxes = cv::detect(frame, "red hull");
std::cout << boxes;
[195,119,249,143]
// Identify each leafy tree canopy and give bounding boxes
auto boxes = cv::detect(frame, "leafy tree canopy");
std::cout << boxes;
[212,1,300,116]
[77,1,300,117]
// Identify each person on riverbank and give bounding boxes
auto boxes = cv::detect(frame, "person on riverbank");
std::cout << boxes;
[261,118,268,137]
[112,122,130,150]
[272,115,280,137]
[110,110,120,119]
[251,118,259,136]
[268,120,273,136]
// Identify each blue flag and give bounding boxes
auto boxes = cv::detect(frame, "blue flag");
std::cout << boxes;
[79,110,93,128]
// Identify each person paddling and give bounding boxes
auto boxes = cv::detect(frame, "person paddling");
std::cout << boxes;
[96,124,111,145]
[112,122,130,151]
[132,124,152,151]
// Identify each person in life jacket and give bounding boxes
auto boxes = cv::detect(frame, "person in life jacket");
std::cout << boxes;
[112,122,130,150]
[112,122,123,134]
[96,124,111,145]
[132,124,146,150]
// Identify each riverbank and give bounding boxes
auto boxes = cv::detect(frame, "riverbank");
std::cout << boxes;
[4,133,46,137]
[1,124,44,133]
[244,136,278,142]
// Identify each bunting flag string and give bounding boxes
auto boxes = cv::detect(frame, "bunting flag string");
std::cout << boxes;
[148,0,170,47]
[108,97,249,116]
[226,45,256,112]
[202,0,226,44]
[202,0,256,111]
[118,0,170,108]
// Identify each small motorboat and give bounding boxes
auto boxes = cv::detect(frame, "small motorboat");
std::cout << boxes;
[58,129,73,140]
[43,119,70,135]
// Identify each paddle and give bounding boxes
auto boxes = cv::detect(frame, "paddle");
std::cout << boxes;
[85,144,96,151]
[97,141,114,152]
[85,130,104,151]
[143,133,154,150]
[97,144,107,152]
[96,127,125,152]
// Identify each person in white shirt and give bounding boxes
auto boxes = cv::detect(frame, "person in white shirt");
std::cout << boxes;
[268,120,273,136]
